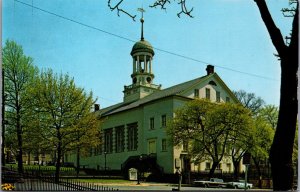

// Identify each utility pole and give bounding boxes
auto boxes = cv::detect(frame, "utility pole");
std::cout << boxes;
[1,67,5,166]
[1,0,5,165]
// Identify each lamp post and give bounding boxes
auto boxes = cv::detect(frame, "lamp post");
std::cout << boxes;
[137,155,142,185]
[173,158,182,191]
[243,152,251,191]
[1,68,6,166]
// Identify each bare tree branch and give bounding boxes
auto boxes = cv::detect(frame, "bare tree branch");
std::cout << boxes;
[254,0,287,57]
[289,2,298,50]
[150,0,171,10]
[108,0,136,21]
[177,0,193,18]
[150,0,193,18]
[281,7,297,17]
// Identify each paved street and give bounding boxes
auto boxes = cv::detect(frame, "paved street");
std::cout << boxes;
[95,182,272,191]
[12,178,272,191]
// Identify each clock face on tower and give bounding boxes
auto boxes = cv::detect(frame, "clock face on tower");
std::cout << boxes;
[146,77,152,83]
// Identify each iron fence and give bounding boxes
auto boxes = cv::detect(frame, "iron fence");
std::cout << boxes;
[2,170,119,191]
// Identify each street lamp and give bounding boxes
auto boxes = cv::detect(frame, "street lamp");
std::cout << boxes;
[174,158,182,191]
[137,155,143,185]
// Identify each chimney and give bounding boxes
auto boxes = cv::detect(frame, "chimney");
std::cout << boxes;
[94,104,100,111]
[206,65,214,75]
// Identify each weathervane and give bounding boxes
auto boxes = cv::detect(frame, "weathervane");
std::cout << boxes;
[137,7,145,41]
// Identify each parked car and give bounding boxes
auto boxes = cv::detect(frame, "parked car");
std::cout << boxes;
[226,180,253,189]
[193,178,226,188]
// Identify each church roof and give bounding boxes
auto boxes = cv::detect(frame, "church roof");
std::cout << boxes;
[99,73,214,116]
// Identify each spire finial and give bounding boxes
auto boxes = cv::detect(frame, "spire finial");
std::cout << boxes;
[137,7,145,41]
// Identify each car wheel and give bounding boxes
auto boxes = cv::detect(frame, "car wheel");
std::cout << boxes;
[234,185,238,189]
[205,184,208,188]
[248,186,251,189]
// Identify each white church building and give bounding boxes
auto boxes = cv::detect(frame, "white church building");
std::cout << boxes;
[66,16,244,180]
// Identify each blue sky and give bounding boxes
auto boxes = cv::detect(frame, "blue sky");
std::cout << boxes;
[3,0,293,108]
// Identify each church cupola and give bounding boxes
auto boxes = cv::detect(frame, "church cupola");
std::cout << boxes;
[123,9,161,103]
[130,40,154,85]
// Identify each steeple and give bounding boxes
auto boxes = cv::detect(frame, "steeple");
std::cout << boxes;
[123,8,161,103]
[138,7,145,41]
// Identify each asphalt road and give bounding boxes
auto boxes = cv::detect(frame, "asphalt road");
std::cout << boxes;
[14,180,272,191]
[95,182,272,191]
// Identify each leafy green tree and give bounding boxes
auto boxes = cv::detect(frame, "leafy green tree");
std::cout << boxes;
[109,1,298,189]
[208,102,254,180]
[22,112,51,165]
[292,125,298,173]
[250,115,274,188]
[4,124,18,163]
[66,100,102,176]
[220,104,254,180]
[30,70,101,183]
[3,40,39,173]
[258,105,278,129]
[167,99,218,177]
[168,99,253,177]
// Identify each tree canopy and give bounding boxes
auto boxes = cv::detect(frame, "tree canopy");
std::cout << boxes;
[167,99,254,177]
[3,40,39,173]
[2,40,103,183]
[29,69,101,182]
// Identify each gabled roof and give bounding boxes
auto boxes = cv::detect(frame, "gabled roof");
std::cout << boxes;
[98,72,238,116]
[98,74,212,116]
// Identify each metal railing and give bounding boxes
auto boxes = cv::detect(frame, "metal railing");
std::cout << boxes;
[2,169,119,191]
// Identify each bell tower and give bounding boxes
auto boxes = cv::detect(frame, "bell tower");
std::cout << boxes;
[123,9,161,103]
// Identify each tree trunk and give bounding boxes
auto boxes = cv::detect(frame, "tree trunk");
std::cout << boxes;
[55,138,62,183]
[254,1,298,190]
[209,161,219,178]
[233,161,240,181]
[76,146,80,177]
[55,144,61,183]
[61,151,65,165]
[269,55,298,190]
[17,132,23,174]
[27,151,31,165]
[16,113,24,174]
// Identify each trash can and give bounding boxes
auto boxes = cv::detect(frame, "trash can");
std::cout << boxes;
[128,168,138,180]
